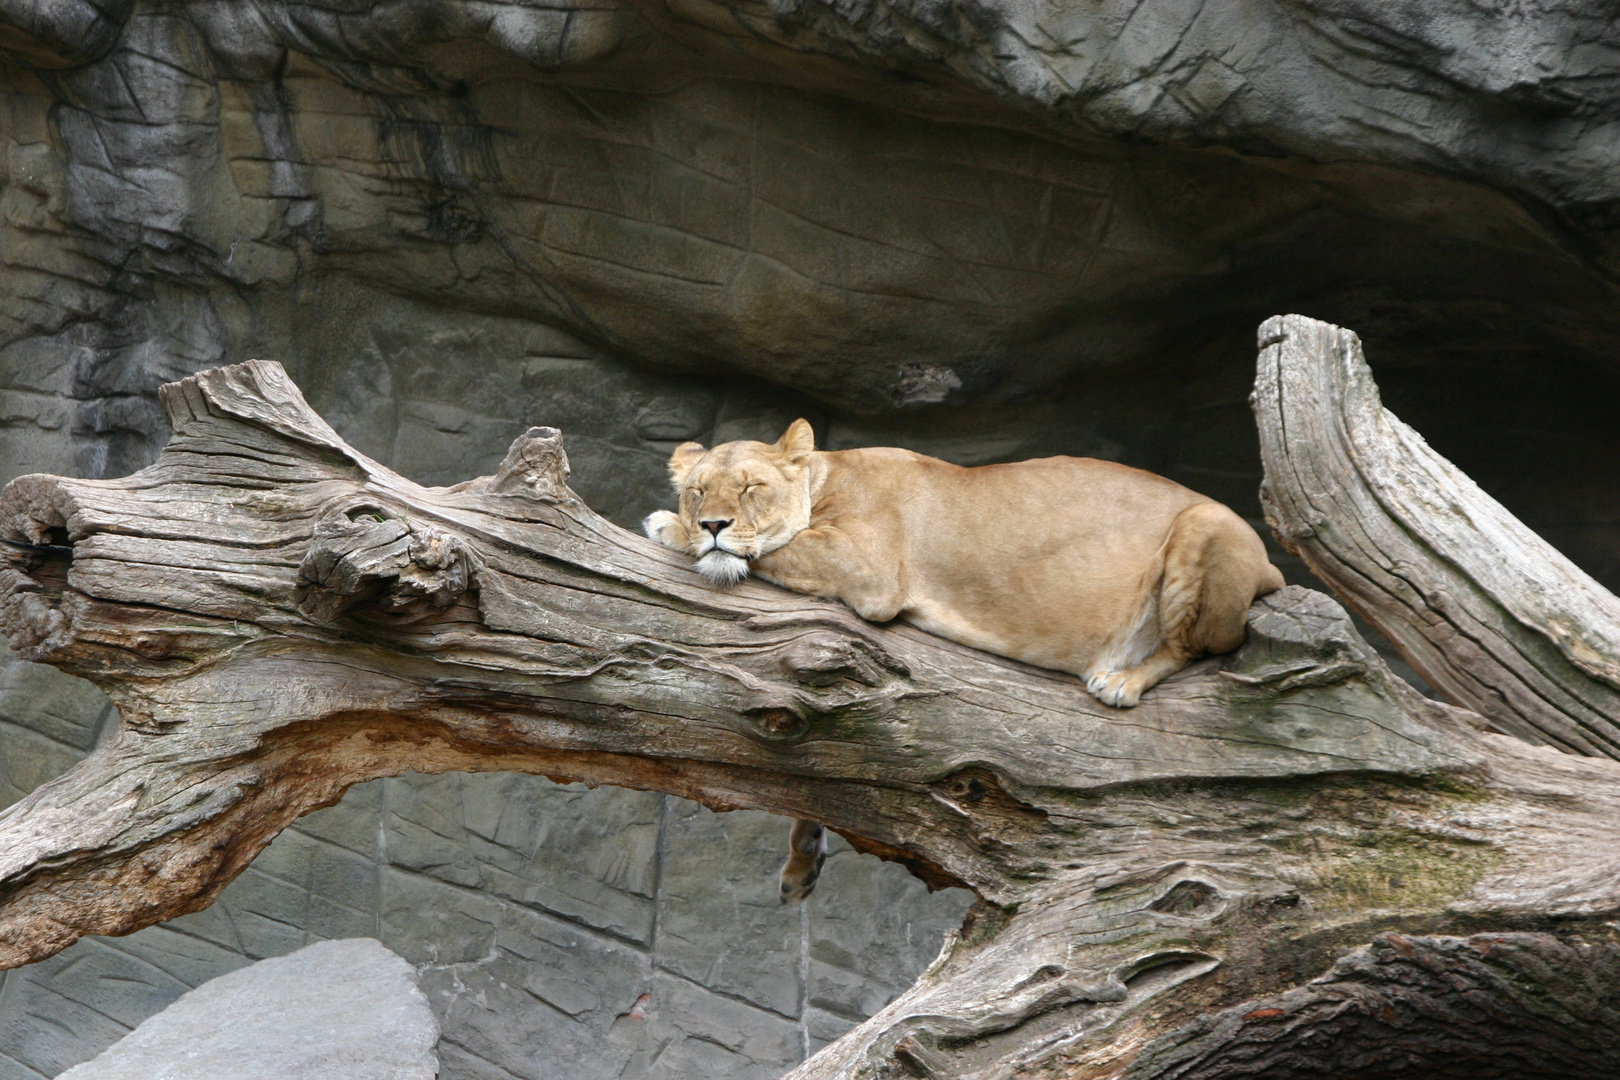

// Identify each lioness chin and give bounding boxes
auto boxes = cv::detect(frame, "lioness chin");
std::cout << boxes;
[644,419,1284,902]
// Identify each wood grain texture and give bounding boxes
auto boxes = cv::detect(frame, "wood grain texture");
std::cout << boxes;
[2,353,1620,1078]
[1255,314,1620,758]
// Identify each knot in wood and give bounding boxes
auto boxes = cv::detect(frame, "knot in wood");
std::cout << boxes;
[489,427,572,501]
[297,503,478,623]
[779,630,907,686]
[944,773,989,804]
[931,768,1046,824]
[1150,878,1223,917]
[749,706,806,737]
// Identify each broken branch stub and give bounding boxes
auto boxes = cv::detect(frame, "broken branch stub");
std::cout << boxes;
[1,354,1619,1078]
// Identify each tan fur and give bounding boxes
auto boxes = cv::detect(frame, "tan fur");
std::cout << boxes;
[644,420,1285,899]
[778,819,826,903]
[645,419,1284,705]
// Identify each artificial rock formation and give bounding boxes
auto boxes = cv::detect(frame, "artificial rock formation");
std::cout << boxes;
[56,938,440,1080]
[6,0,1620,584]
[4,316,1620,1078]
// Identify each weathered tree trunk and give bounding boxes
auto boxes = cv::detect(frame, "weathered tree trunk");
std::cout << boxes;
[2,321,1620,1078]
[1255,314,1620,759]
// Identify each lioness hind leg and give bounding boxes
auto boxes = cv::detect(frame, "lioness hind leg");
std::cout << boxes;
[1092,503,1274,708]
[779,818,827,904]
[1173,502,1280,655]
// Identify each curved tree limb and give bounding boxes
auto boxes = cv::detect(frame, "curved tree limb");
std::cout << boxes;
[1255,313,1620,759]
[1,355,1619,1077]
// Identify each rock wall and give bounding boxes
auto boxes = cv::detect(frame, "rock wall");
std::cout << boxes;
[4,0,1620,1076]
[5,0,1620,566]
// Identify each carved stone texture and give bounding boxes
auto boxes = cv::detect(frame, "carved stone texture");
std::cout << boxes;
[1256,314,1620,760]
[2,351,1620,1078]
[5,0,1620,485]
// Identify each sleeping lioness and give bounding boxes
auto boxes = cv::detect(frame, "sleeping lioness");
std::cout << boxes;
[644,419,1284,900]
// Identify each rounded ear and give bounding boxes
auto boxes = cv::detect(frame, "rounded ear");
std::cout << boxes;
[668,442,707,488]
[775,419,815,466]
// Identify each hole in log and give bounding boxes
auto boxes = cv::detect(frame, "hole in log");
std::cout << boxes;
[344,504,392,523]
[3,529,74,594]
[1119,950,1219,994]
[1150,879,1223,917]
[749,706,805,736]
[931,767,1048,823]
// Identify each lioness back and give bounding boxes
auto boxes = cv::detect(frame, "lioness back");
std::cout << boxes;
[832,451,1221,674]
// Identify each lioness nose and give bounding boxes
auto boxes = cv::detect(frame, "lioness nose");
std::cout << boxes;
[701,519,731,537]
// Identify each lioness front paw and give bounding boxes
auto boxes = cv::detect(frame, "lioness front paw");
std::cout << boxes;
[643,510,686,549]
[1085,670,1142,709]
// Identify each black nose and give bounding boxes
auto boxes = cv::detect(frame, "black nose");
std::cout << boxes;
[701,519,731,537]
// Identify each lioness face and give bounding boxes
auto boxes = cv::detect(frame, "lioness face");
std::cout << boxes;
[658,419,815,586]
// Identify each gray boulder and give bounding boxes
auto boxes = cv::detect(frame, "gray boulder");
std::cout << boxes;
[54,939,438,1080]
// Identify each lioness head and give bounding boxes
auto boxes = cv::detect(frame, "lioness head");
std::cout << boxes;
[656,419,816,586]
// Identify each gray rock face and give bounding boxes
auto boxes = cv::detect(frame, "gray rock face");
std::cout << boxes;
[4,0,1620,576]
[54,938,438,1080]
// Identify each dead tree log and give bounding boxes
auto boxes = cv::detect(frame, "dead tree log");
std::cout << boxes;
[1,345,1619,1078]
[1256,313,1620,759]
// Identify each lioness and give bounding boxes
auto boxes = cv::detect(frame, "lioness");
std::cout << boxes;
[644,419,1284,900]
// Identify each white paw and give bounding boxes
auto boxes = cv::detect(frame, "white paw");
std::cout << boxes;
[643,510,683,548]
[1086,670,1141,709]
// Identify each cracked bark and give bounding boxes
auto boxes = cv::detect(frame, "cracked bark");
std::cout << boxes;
[2,322,1619,1078]
[1255,313,1620,759]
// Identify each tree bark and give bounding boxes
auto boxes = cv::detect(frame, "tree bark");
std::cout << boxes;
[1,337,1619,1078]
[1255,313,1620,759]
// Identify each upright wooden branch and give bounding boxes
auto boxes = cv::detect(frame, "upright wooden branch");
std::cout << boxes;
[1255,314,1620,759]
[2,352,1620,1078]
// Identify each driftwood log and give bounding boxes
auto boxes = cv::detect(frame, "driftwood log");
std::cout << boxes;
[1256,314,1620,759]
[3,315,1620,1078]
